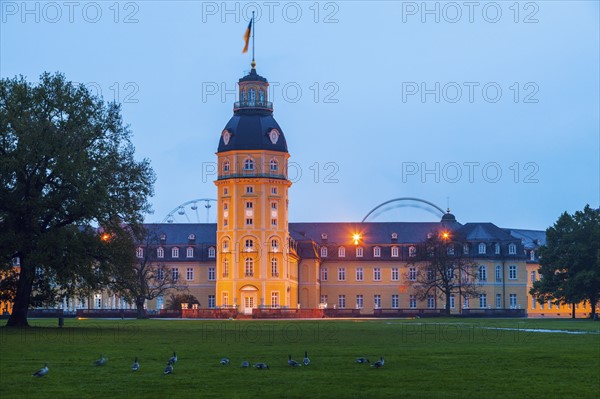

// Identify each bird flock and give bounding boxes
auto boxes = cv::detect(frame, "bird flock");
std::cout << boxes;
[32,351,385,377]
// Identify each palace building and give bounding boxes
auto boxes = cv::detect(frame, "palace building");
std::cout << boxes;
[12,61,592,318]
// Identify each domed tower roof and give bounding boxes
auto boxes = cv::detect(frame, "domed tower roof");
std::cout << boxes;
[218,62,288,153]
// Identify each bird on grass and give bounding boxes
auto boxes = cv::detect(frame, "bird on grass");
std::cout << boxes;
[288,355,301,367]
[164,361,174,375]
[241,361,250,368]
[168,351,177,364]
[355,357,370,364]
[303,351,310,366]
[371,357,385,368]
[254,362,269,369]
[131,357,140,371]
[94,355,107,366]
[32,363,49,377]
[220,358,230,365]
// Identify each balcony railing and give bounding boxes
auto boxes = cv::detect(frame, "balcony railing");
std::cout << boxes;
[218,172,287,180]
[234,100,273,111]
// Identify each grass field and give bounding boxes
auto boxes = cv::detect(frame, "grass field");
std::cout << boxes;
[1,318,599,398]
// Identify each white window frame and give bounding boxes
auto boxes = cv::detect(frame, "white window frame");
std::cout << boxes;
[409,295,417,309]
[338,295,346,309]
[356,247,363,257]
[392,294,399,309]
[320,246,328,257]
[338,246,346,257]
[356,294,363,309]
[409,267,417,281]
[321,267,328,281]
[508,243,516,255]
[208,267,216,281]
[391,267,399,281]
[157,247,164,258]
[374,294,381,309]
[208,247,216,258]
[186,267,194,281]
[409,246,417,257]
[373,246,381,257]
[186,247,194,258]
[355,267,364,281]
[136,247,143,258]
[509,265,517,280]
[478,243,486,254]
[479,294,487,308]
[373,267,381,281]
[338,267,346,281]
[391,246,399,257]
[172,247,179,258]
[172,267,179,281]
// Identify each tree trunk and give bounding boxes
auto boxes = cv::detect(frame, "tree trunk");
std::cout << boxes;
[135,298,146,319]
[445,291,451,316]
[572,303,576,319]
[590,300,596,320]
[6,262,34,327]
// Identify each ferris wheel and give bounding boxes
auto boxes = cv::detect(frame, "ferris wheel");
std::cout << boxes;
[162,198,218,223]
[361,197,447,223]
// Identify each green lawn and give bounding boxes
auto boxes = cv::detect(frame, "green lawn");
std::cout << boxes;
[1,318,599,398]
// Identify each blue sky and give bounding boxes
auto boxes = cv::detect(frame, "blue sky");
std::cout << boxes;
[1,1,598,230]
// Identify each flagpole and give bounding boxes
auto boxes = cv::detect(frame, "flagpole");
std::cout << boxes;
[252,11,255,65]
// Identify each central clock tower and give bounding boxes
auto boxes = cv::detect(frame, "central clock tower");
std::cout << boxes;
[214,61,297,314]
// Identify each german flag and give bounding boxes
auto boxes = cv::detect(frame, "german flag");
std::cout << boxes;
[242,19,252,53]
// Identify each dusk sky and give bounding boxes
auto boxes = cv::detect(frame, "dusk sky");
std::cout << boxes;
[2,1,598,230]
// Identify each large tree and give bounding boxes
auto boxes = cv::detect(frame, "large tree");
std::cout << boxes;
[0,73,155,326]
[410,229,481,315]
[110,228,180,318]
[530,205,600,318]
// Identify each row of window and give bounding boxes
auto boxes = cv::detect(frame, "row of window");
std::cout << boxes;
[319,243,520,258]
[222,158,281,173]
[219,292,281,308]
[320,293,519,310]
[221,238,281,252]
[156,267,216,282]
[222,186,279,196]
[320,265,520,282]
[136,247,216,259]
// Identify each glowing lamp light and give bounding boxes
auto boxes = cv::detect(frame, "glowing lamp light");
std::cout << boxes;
[441,231,450,240]
[101,233,111,242]
[352,233,361,245]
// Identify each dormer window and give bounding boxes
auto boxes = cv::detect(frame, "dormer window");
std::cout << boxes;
[391,232,398,240]
[391,246,399,257]
[186,247,194,258]
[338,246,346,257]
[188,233,196,241]
[494,243,500,254]
[373,246,381,257]
[208,247,216,258]
[409,246,417,257]
[160,234,166,242]
[508,243,516,255]
[157,247,164,258]
[320,246,328,257]
[244,158,255,171]
[530,250,535,261]
[321,233,328,240]
[463,244,470,255]
[478,243,486,254]
[172,247,179,258]
[136,247,143,258]
[356,247,363,257]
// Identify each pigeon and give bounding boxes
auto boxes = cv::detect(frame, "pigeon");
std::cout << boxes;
[220,358,230,365]
[164,361,174,374]
[303,351,310,366]
[355,357,370,364]
[254,362,269,369]
[168,352,177,364]
[94,355,107,366]
[32,363,48,377]
[371,357,385,368]
[131,357,140,371]
[288,355,301,367]
[241,361,250,368]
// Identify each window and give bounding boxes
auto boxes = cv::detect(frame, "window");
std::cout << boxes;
[245,239,254,251]
[136,247,143,258]
[186,267,194,281]
[479,294,487,308]
[186,247,194,258]
[427,295,435,309]
[463,295,470,309]
[356,267,364,281]
[392,294,399,309]
[478,265,487,281]
[271,187,277,195]
[223,258,229,277]
[172,247,179,258]
[373,246,381,257]
[531,296,536,309]
[271,202,277,210]
[223,160,230,173]
[157,268,165,281]
[245,186,253,194]
[222,239,230,252]
[172,268,179,281]
[356,247,363,257]
[246,218,253,226]
[409,295,417,309]
[373,267,381,281]
[495,265,502,282]
[338,246,346,257]
[244,158,254,171]
[208,295,215,309]
[208,247,216,258]
[478,243,486,254]
[391,267,399,281]
[270,159,278,172]
[530,271,536,282]
[338,267,346,281]
[508,243,516,255]
[496,294,502,308]
[320,246,328,257]
[509,265,517,280]
[245,258,254,277]
[208,267,216,281]
[391,246,399,257]
[450,294,455,309]
[530,250,535,261]
[222,292,229,307]
[495,243,500,254]
[356,295,363,309]
[321,267,328,281]
[374,294,381,309]
[157,247,164,258]
[338,295,346,309]
[271,292,279,308]
[463,244,469,254]
[446,266,455,280]
[223,187,228,195]
[447,245,454,255]
[409,267,417,281]
[320,295,328,305]
[271,218,277,226]
[223,219,228,227]
[427,269,435,281]
[245,201,253,209]
[510,294,517,309]
[409,246,417,257]
[271,258,278,277]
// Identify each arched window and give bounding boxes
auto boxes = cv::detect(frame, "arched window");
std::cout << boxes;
[320,247,328,257]
[249,89,256,104]
[270,159,278,173]
[172,247,179,258]
[391,246,399,257]
[245,257,254,277]
[157,247,164,258]
[373,246,381,257]
[208,247,216,258]
[223,160,230,173]
[136,247,143,258]
[478,243,486,254]
[222,239,230,252]
[244,158,255,171]
[259,89,265,103]
[245,239,254,251]
[271,239,279,251]
[409,246,417,257]
[508,243,516,255]
[478,265,487,281]
[356,247,363,257]
[338,246,346,257]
